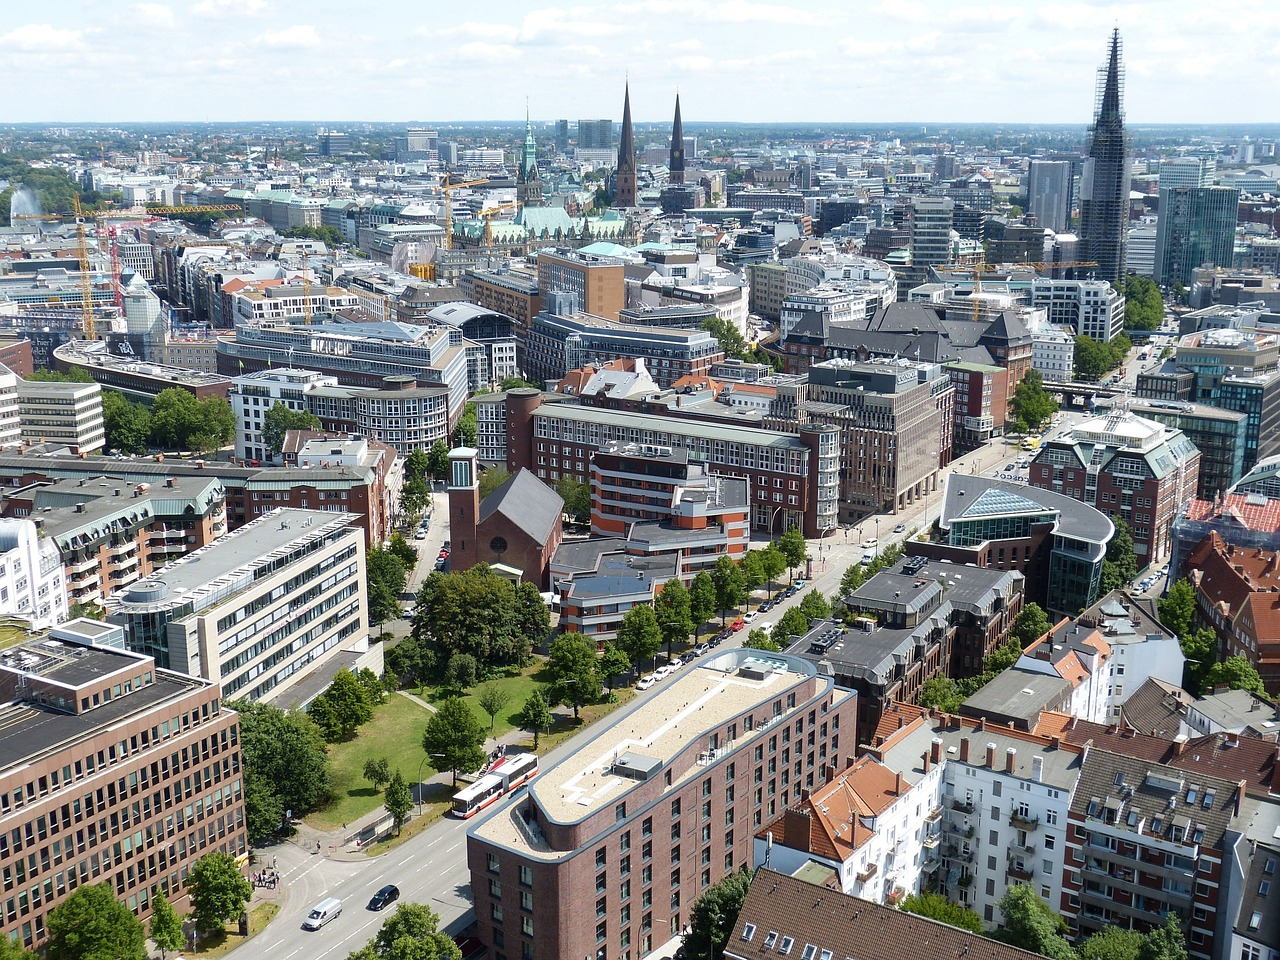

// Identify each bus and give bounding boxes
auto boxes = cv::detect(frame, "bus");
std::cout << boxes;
[451,752,539,819]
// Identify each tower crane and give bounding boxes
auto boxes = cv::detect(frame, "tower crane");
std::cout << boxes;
[97,215,162,313]
[480,201,521,247]
[949,260,1101,324]
[439,177,489,250]
[71,196,98,340]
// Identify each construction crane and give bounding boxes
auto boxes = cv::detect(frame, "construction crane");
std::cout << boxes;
[71,196,98,340]
[439,178,489,250]
[142,204,243,216]
[480,201,521,247]
[97,215,162,313]
[302,265,313,325]
[951,260,1101,323]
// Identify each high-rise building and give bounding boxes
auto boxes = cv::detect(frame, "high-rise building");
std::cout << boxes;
[1028,159,1073,234]
[575,118,612,151]
[614,84,637,207]
[554,119,569,155]
[516,113,544,208]
[1157,155,1215,191]
[1078,30,1132,286]
[668,93,685,185]
[1153,186,1240,288]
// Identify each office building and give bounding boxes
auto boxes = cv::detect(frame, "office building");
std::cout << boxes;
[1028,159,1073,234]
[1154,187,1240,288]
[0,518,67,628]
[615,84,637,207]
[16,378,104,454]
[1107,397,1249,500]
[1128,219,1159,277]
[1031,278,1126,343]
[0,625,244,951]
[1078,30,1133,286]
[51,342,232,403]
[535,249,626,322]
[1030,405,1201,568]
[465,648,858,960]
[1032,325,1077,382]
[106,507,368,703]
[1157,156,1215,191]
[554,119,569,155]
[318,130,350,156]
[576,119,612,151]
[0,367,20,449]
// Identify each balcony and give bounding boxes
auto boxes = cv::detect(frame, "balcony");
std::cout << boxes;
[951,799,975,814]
[924,806,943,825]
[922,833,941,850]
[857,863,878,883]
[108,542,138,558]
[1007,860,1035,882]
[1009,810,1040,830]
[1012,842,1037,857]
[944,844,974,864]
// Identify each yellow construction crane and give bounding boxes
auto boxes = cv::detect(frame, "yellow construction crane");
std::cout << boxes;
[142,204,243,216]
[302,266,312,325]
[480,201,521,247]
[71,196,97,340]
[439,178,489,250]
[958,260,1101,323]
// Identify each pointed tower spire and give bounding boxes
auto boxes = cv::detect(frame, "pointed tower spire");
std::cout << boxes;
[518,101,543,207]
[669,92,685,185]
[1078,28,1130,287]
[1097,28,1124,127]
[615,81,637,207]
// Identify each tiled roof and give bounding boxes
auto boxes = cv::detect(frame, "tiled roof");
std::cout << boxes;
[726,869,1045,960]
[1120,678,1193,739]
[1184,493,1280,532]
[1187,533,1280,639]
[478,468,564,547]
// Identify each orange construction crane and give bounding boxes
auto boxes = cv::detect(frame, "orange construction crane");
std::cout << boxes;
[71,196,97,340]
[97,215,162,313]
[480,201,521,246]
[440,178,489,250]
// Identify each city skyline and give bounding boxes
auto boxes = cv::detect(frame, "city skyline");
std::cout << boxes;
[4,0,1279,125]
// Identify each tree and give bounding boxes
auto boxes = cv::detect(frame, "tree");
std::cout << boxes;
[739,550,765,605]
[1123,275,1165,331]
[684,867,751,960]
[599,642,633,690]
[308,669,375,741]
[1203,655,1267,697]
[233,699,330,840]
[1011,369,1059,432]
[759,543,787,595]
[1158,578,1196,642]
[653,579,694,659]
[517,690,554,748]
[701,316,752,361]
[798,589,832,622]
[478,466,511,499]
[1106,517,1138,587]
[388,532,418,570]
[67,600,106,621]
[742,627,780,652]
[918,675,965,713]
[149,892,185,960]
[546,633,603,719]
[24,368,94,383]
[1081,927,1143,960]
[364,757,392,793]
[616,603,663,670]
[1137,915,1188,960]
[188,851,252,935]
[453,405,477,447]
[689,570,716,633]
[771,607,810,647]
[498,376,539,391]
[45,883,145,960]
[149,388,235,452]
[477,682,512,732]
[422,697,487,787]
[554,476,591,522]
[985,637,1023,674]
[384,770,413,835]
[445,653,478,692]
[1181,627,1219,695]
[1075,334,1125,381]
[777,527,807,581]
[711,554,748,625]
[414,566,539,676]
[511,581,551,655]
[242,768,284,846]
[1012,602,1052,648]
[370,902,461,960]
[898,891,983,933]
[101,390,151,455]
[426,440,451,482]
[261,402,321,455]
[840,561,867,597]
[366,546,407,627]
[356,667,388,706]
[994,884,1076,960]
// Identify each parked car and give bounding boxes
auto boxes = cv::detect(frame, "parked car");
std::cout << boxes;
[414,530,428,540]
[743,611,759,622]
[730,617,746,632]
[694,642,711,656]
[368,885,400,912]
[759,599,774,613]
[794,579,806,590]
[434,557,447,571]
[637,674,658,691]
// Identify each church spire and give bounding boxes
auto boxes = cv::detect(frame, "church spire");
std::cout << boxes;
[518,102,543,207]
[668,92,685,185]
[615,81,637,207]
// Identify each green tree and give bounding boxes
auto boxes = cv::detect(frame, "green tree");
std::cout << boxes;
[308,669,375,741]
[364,757,392,793]
[653,579,695,658]
[798,589,832,622]
[1203,655,1267,697]
[777,527,808,582]
[45,882,145,960]
[1181,627,1219,695]
[242,768,284,845]
[149,388,235,452]
[387,532,418,570]
[187,851,252,935]
[759,543,787,595]
[477,682,511,732]
[985,637,1023,674]
[1011,369,1059,431]
[512,581,551,655]
[1137,915,1189,960]
[599,642,634,691]
[498,377,539,391]
[414,565,538,675]
[477,466,511,499]
[898,890,983,933]
[701,316,752,361]
[1012,602,1052,648]
[771,607,810,647]
[1074,334,1125,381]
[260,402,321,455]
[1123,275,1165,331]
[711,554,748,625]
[918,675,966,713]
[684,867,751,960]
[616,603,663,671]
[453,405,477,447]
[739,550,765,606]
[517,690,554,748]
[369,902,461,960]
[1106,517,1138,586]
[840,561,867,596]
[400,476,431,517]
[101,390,151,455]
[426,440,451,482]
[994,884,1076,960]
[689,570,716,632]
[445,653,478,692]
[546,633,603,719]
[554,476,591,522]
[149,892,185,960]
[67,600,106,621]
[23,368,94,383]
[742,627,780,652]
[1081,927,1143,960]
[421,697,487,788]
[232,700,330,838]
[1158,578,1196,642]
[384,770,413,835]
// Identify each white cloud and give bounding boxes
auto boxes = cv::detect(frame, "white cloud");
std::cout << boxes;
[255,24,321,48]
[0,23,85,50]
[133,4,177,27]
[192,0,268,17]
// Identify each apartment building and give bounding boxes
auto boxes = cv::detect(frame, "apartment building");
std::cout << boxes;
[1030,279,1126,343]
[0,624,244,951]
[948,360,1010,450]
[16,379,104,454]
[0,518,67,628]
[0,367,21,449]
[466,648,859,960]
[105,507,368,703]
[466,268,544,335]
[535,248,626,321]
[1170,491,1280,581]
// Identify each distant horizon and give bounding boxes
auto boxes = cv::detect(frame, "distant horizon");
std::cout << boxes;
[3,0,1277,126]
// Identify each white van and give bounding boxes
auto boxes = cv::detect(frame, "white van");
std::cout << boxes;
[302,897,343,931]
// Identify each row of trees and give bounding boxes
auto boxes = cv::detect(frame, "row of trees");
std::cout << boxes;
[367,533,418,626]
[1009,369,1059,434]
[234,699,332,845]
[307,667,388,742]
[1074,333,1132,381]
[102,388,237,455]
[400,442,450,516]
[1122,275,1165,332]
[1158,577,1266,696]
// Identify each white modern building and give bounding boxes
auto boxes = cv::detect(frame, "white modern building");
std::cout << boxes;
[1030,278,1126,343]
[17,377,105,453]
[1031,325,1077,382]
[0,366,21,448]
[779,285,863,340]
[1127,218,1159,278]
[105,507,370,703]
[0,518,68,628]
[230,368,339,463]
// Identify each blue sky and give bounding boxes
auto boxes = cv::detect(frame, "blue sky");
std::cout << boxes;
[4,0,1277,124]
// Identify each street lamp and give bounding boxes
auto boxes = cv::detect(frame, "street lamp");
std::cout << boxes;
[418,753,446,816]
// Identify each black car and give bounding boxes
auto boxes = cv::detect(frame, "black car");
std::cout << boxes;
[368,884,400,911]
[759,600,774,613]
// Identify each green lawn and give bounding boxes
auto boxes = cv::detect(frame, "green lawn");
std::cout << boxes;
[308,694,435,831]
[424,662,545,740]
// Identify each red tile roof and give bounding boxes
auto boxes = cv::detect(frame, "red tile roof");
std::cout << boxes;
[1185,494,1280,532]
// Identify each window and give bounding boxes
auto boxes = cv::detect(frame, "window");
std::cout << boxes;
[487,853,500,874]
[615,802,627,822]
[802,946,817,960]
[1044,835,1056,850]
[780,937,795,955]
[642,817,653,838]
[1248,911,1263,931]
[519,865,532,887]
[764,932,778,950]
[596,848,607,869]
[742,924,756,942]
[596,874,607,894]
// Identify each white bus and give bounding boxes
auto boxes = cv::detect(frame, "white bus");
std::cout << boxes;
[451,752,539,819]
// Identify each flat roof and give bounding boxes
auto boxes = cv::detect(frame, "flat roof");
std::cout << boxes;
[533,401,810,451]
[941,474,1114,546]
[53,342,231,387]
[961,668,1072,723]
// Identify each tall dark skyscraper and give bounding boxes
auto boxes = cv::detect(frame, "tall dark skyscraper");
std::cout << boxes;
[669,93,685,185]
[615,83,637,207]
[1079,29,1132,286]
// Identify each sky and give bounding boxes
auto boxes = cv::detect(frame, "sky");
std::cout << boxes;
[4,0,1278,125]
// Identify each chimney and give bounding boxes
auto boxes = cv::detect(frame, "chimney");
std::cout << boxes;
[922,750,932,774]
[895,772,904,796]
[930,738,943,764]
[1032,756,1044,782]
[1005,747,1017,774]
[166,477,176,488]
[986,743,997,769]
[959,737,970,762]
[977,717,987,733]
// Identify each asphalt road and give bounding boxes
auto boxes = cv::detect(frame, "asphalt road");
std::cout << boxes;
[228,437,1015,959]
